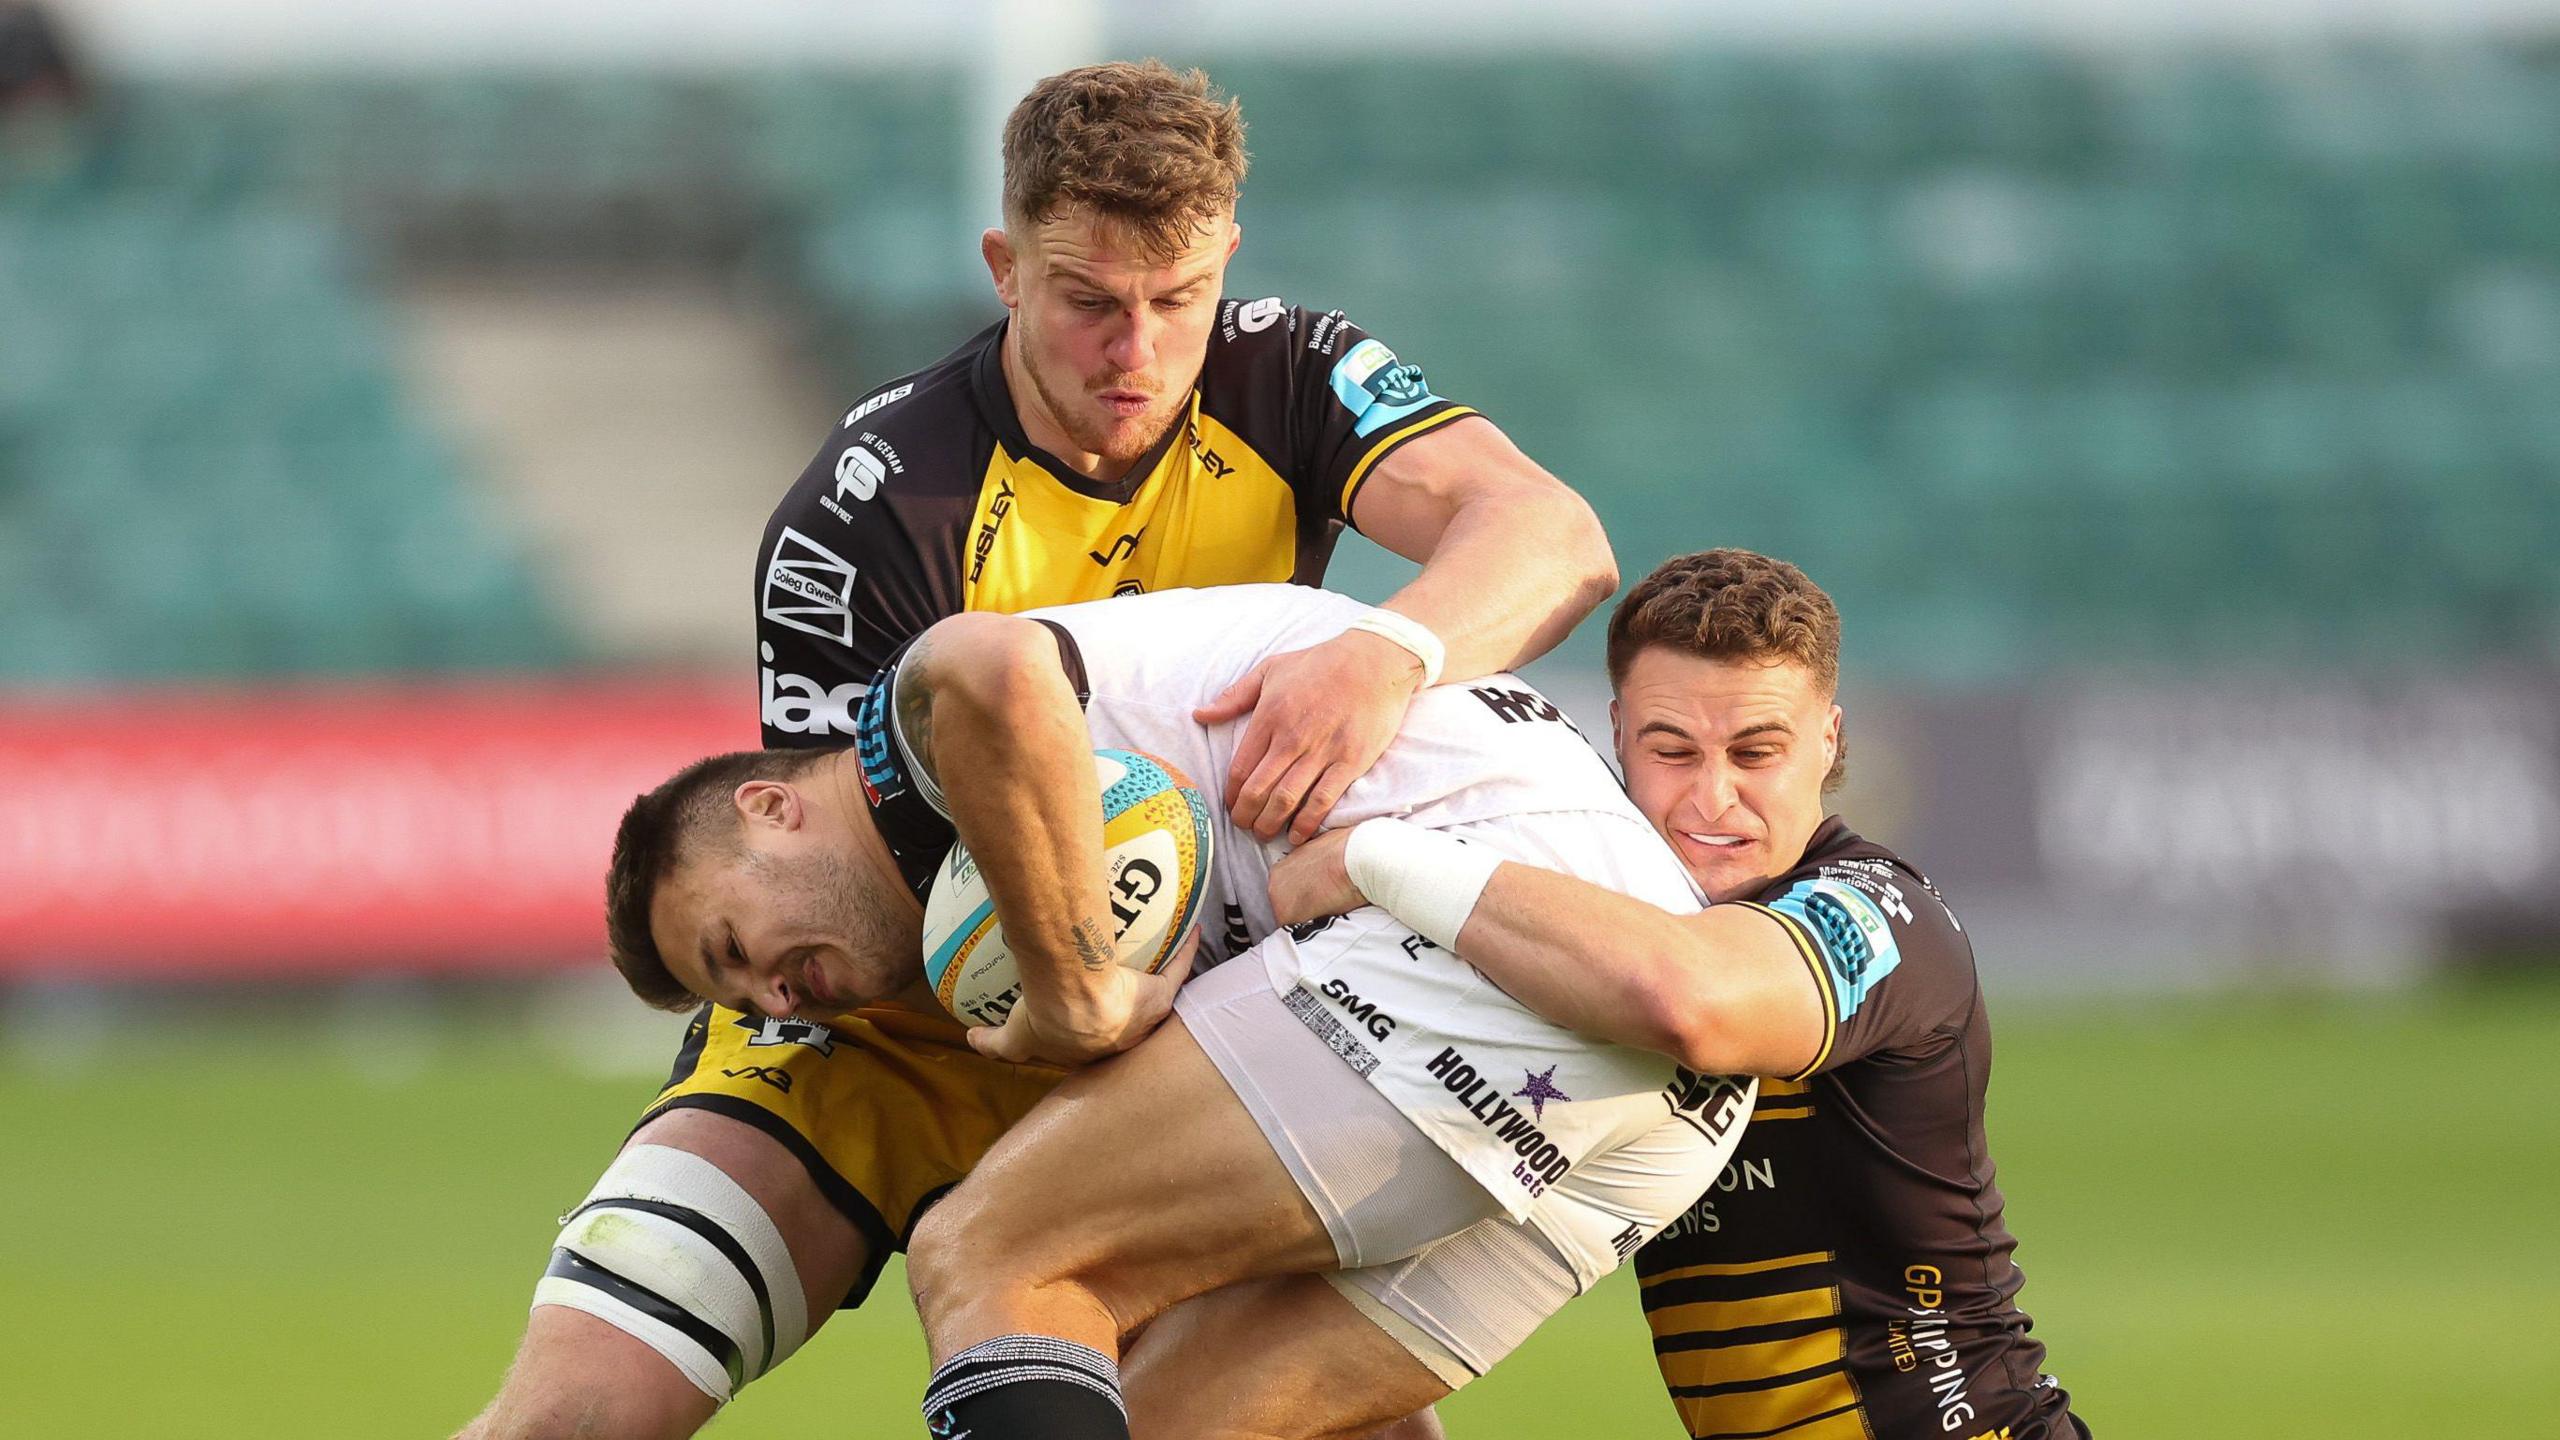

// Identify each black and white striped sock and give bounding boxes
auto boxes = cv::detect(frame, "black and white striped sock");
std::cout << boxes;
[920,1334,1130,1440]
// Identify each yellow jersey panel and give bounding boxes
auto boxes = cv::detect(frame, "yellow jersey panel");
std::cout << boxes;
[960,403,1301,613]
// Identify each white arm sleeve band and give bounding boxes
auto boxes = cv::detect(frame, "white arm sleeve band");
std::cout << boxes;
[1345,610,1447,689]
[531,1143,812,1404]
[1344,817,1502,952]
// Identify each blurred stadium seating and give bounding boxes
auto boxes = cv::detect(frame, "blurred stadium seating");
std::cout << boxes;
[10,26,2560,1439]
[10,44,2560,684]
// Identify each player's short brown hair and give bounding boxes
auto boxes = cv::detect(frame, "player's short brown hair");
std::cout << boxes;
[1002,59,1247,260]
[603,748,831,1011]
[1608,549,1846,789]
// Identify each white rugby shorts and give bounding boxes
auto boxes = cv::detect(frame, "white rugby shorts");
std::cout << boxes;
[1174,897,1756,1378]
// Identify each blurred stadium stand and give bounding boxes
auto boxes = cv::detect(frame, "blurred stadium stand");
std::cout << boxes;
[9,46,2560,685]
[12,20,2557,1438]
[7,31,2560,982]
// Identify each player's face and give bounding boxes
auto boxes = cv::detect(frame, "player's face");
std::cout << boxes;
[651,790,913,1021]
[987,208,1239,470]
[1613,646,1841,904]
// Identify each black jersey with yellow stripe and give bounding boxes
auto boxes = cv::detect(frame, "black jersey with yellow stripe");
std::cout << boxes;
[1635,820,2085,1440]
[753,298,1477,748]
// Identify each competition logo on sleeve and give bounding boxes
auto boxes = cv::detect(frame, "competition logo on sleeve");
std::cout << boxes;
[1329,337,1443,437]
[1770,876,1903,1019]
[762,526,858,645]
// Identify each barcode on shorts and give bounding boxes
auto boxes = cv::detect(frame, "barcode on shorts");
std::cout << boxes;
[1282,985,1379,1076]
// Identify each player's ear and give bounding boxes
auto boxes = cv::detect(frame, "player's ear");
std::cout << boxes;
[983,227,1019,307]
[734,780,801,830]
[1609,698,1625,761]
[1223,215,1241,261]
[1823,704,1842,768]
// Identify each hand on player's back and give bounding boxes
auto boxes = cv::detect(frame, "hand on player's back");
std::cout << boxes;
[1267,827,1364,928]
[964,929,1199,1068]
[1195,629,1425,844]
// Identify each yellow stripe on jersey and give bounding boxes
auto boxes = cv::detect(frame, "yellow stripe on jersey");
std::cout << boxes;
[1647,1285,1839,1340]
[961,406,1300,614]
[1753,1104,1818,1121]
[1337,406,1480,519]
[1660,1328,1846,1397]
[1672,1385,1865,1440]
[1642,1251,1835,1287]
[1734,901,1837,1081]
[1760,1078,1811,1098]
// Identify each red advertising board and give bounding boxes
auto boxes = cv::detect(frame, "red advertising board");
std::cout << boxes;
[0,678,748,977]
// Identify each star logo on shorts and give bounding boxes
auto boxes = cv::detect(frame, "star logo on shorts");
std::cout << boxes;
[1514,1064,1569,1120]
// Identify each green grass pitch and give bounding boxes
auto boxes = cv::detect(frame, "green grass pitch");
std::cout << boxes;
[7,981,2556,1436]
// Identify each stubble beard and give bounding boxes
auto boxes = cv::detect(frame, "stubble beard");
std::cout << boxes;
[759,846,911,1006]
[1023,344,1175,469]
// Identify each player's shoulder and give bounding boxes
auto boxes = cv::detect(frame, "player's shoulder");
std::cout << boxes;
[1202,295,1372,375]
[824,323,998,462]
[774,321,1004,532]
[1754,822,1972,974]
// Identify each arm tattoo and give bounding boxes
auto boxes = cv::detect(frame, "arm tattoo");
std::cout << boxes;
[894,631,938,781]
[1070,917,1114,973]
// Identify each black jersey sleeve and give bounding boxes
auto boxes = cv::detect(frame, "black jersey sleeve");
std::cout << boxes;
[1733,858,1976,1081]
[755,404,974,750]
[1271,305,1479,528]
[1203,299,1484,530]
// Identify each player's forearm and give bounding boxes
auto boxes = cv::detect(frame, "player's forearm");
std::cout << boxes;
[903,615,1115,1008]
[1343,821,1819,1075]
[1449,865,1709,1060]
[1383,482,1615,681]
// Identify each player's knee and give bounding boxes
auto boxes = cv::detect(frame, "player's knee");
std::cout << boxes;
[902,1190,981,1321]
[533,1141,817,1407]
[460,1307,721,1440]
[905,1179,1070,1321]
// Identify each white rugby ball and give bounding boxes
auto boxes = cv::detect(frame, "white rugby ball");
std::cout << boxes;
[920,748,1214,1029]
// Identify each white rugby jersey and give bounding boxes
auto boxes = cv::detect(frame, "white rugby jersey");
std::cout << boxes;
[894,584,1751,1240]
[1021,586,1694,948]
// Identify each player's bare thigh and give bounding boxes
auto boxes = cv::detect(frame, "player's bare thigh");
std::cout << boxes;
[1126,1277,1452,1440]
[452,1108,871,1440]
[905,1014,1340,1359]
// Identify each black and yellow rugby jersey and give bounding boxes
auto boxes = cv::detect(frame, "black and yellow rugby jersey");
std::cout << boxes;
[753,297,1477,748]
[1636,819,2085,1440]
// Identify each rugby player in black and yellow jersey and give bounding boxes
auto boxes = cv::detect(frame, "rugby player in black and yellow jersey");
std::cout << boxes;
[456,61,1612,1440]
[1273,550,2088,1440]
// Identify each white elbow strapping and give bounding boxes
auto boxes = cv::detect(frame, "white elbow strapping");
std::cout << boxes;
[1343,817,1502,952]
[531,1143,811,1404]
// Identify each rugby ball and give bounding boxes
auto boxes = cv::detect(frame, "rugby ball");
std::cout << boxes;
[920,748,1214,1029]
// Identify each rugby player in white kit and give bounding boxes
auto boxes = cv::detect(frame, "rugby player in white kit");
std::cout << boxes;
[602,581,1757,1438]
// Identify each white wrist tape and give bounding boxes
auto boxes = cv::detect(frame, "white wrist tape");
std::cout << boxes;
[1344,817,1501,952]
[1345,610,1447,689]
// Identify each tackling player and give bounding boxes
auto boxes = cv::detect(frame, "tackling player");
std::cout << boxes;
[457,60,1613,1439]
[1269,550,2089,1440]
[607,582,1760,1438]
